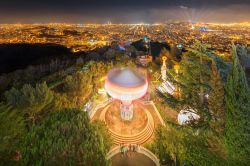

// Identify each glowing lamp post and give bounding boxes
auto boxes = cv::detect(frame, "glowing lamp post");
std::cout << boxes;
[174,64,180,74]
[105,68,148,121]
[174,64,181,97]
[161,56,167,81]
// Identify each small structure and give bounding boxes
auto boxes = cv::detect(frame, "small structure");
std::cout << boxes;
[105,68,148,120]
[157,81,175,95]
[177,109,200,125]
[136,54,152,66]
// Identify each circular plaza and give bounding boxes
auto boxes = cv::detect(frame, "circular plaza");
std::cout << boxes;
[91,67,165,166]
[92,67,164,145]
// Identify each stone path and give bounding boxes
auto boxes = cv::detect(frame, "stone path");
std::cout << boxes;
[111,153,156,166]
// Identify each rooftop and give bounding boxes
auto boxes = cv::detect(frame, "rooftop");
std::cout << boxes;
[107,68,146,88]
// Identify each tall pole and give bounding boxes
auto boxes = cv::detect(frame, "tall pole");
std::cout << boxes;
[174,64,180,98]
[161,56,167,81]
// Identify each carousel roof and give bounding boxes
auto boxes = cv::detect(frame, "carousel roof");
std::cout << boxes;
[107,68,146,87]
[105,68,148,101]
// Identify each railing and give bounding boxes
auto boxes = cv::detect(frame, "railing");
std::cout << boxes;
[138,100,165,126]
[109,110,154,145]
[107,146,160,166]
[88,98,114,119]
[138,146,160,166]
[99,103,154,145]
[106,146,120,160]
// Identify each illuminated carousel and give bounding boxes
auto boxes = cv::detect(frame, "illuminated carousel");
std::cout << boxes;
[91,67,164,145]
[105,67,148,120]
[93,68,153,145]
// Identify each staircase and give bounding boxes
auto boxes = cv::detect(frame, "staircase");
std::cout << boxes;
[109,110,154,145]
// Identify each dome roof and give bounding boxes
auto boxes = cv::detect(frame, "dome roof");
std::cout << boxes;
[105,68,148,101]
[108,68,146,87]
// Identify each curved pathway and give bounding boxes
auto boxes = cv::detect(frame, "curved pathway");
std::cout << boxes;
[111,153,156,166]
[107,146,160,166]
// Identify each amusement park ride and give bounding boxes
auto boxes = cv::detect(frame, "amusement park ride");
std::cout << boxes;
[105,68,148,120]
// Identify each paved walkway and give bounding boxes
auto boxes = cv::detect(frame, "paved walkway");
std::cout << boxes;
[111,152,156,166]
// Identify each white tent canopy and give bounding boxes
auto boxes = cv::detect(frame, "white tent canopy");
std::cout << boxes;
[178,109,200,125]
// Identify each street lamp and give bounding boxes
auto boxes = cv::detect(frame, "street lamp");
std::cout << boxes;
[174,64,181,97]
[174,64,180,74]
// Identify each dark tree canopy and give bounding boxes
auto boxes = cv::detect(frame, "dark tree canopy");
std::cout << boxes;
[178,42,211,109]
[208,60,225,134]
[0,43,71,73]
[21,109,112,166]
[5,82,54,125]
[153,125,224,166]
[0,105,26,163]
[224,45,250,165]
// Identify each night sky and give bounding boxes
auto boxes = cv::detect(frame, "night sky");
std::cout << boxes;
[0,0,249,23]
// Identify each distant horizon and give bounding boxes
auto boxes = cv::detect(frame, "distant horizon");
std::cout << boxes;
[0,0,249,24]
[1,21,250,25]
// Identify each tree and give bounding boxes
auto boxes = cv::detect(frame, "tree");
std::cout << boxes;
[89,61,113,90]
[64,71,93,108]
[189,42,212,105]
[60,61,113,109]
[20,109,112,166]
[154,125,185,165]
[159,47,170,59]
[208,60,225,134]
[86,52,101,61]
[92,120,113,152]
[124,45,137,57]
[224,44,250,165]
[104,48,117,60]
[236,45,250,68]
[115,56,136,68]
[5,82,54,125]
[156,46,181,74]
[104,48,124,60]
[178,42,211,109]
[110,41,120,50]
[153,125,223,166]
[0,104,26,163]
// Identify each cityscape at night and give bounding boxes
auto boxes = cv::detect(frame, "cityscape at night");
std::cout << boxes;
[0,0,250,166]
[1,23,249,55]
